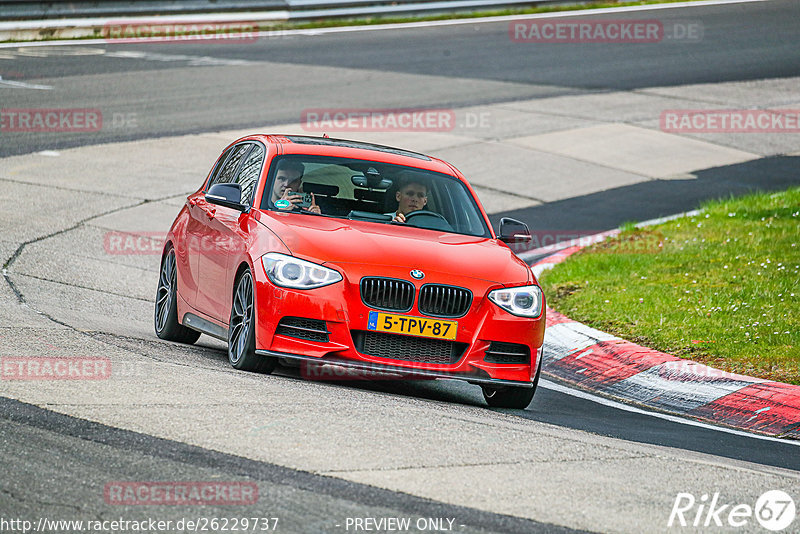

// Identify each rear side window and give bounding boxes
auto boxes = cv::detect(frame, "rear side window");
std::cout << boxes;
[208,143,251,190]
[235,143,265,206]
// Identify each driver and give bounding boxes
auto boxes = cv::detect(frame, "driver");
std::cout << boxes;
[271,159,321,214]
[388,174,429,223]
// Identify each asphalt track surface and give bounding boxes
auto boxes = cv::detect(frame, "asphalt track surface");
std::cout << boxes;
[2,0,800,158]
[1,397,579,534]
[2,1,800,532]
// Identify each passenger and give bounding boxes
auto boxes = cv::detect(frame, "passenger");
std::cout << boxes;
[271,160,321,214]
[388,174,429,223]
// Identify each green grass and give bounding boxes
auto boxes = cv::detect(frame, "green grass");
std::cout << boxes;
[539,187,800,384]
[4,0,704,43]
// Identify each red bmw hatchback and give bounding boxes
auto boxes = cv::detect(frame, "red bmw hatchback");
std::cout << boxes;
[155,135,545,409]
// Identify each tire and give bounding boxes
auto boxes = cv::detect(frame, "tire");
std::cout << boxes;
[482,348,542,409]
[155,247,201,344]
[228,269,276,374]
[482,385,535,409]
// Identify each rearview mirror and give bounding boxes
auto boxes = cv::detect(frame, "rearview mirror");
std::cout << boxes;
[498,217,531,244]
[352,175,393,190]
[205,183,249,212]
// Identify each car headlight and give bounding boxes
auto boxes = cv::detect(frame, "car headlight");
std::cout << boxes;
[261,253,342,289]
[488,285,543,317]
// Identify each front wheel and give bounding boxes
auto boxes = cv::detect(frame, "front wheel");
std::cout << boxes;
[482,348,542,409]
[482,385,536,409]
[228,269,276,374]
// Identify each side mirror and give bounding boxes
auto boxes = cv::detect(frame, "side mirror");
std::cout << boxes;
[205,183,249,212]
[498,217,532,244]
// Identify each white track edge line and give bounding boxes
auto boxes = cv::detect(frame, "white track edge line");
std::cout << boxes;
[522,208,702,262]
[0,0,765,48]
[540,378,800,446]
[258,0,766,35]
[532,205,800,445]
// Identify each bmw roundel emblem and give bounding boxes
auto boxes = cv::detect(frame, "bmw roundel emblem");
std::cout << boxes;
[410,269,425,280]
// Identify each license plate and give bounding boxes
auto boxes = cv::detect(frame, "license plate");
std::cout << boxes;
[367,311,457,341]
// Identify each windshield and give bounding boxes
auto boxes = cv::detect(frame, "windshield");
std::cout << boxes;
[260,155,491,238]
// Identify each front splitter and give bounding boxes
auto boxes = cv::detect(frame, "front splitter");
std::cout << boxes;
[255,349,534,388]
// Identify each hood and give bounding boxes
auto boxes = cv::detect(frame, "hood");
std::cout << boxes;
[255,211,531,285]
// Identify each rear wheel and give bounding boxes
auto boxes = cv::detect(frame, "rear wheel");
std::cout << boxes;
[228,269,276,374]
[154,248,200,344]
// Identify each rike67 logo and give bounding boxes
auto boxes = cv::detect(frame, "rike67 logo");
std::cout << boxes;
[669,490,796,531]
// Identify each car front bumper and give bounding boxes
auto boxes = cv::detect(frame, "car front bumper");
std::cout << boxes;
[253,261,545,386]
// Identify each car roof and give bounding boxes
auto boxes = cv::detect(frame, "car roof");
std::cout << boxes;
[240,134,462,177]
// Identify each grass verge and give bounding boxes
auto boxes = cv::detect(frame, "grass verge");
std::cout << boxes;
[539,187,800,384]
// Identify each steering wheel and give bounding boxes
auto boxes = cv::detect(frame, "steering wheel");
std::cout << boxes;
[403,210,448,223]
[401,210,453,232]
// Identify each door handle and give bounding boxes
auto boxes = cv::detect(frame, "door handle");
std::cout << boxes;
[205,208,216,219]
